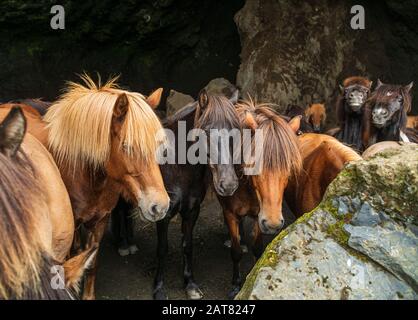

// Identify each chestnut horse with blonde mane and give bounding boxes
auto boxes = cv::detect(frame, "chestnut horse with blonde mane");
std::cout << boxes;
[0,75,170,299]
[0,107,97,299]
[217,98,302,299]
[285,134,362,217]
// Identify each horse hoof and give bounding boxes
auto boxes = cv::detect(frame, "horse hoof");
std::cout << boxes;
[118,247,130,257]
[153,289,168,300]
[186,283,203,300]
[227,286,241,300]
[129,244,139,255]
[241,245,248,253]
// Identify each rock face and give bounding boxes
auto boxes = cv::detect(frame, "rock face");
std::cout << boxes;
[204,78,238,98]
[0,0,244,100]
[236,144,418,300]
[234,0,418,115]
[166,90,194,116]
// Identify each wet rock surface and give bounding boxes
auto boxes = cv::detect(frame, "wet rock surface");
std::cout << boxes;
[237,144,418,300]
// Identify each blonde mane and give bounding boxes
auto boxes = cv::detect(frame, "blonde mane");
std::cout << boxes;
[44,74,164,170]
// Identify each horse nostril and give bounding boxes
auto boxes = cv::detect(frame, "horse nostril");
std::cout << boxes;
[151,205,160,216]
[261,219,268,231]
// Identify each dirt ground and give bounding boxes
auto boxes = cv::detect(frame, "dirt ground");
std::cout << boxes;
[95,191,295,300]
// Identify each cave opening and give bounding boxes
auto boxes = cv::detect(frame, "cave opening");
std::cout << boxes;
[0,0,246,111]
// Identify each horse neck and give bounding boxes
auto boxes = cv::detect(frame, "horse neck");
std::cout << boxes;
[338,105,364,150]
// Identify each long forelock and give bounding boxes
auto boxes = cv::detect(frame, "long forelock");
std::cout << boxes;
[44,75,164,170]
[196,95,241,131]
[255,108,302,176]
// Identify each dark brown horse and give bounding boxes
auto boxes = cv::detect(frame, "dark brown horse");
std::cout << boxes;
[334,76,373,151]
[0,107,96,300]
[217,99,302,299]
[113,90,241,300]
[363,80,416,147]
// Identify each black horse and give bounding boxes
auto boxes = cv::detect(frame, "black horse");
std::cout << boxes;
[363,80,416,147]
[334,76,373,151]
[112,90,241,300]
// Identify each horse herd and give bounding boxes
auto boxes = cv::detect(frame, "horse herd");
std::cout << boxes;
[0,74,416,300]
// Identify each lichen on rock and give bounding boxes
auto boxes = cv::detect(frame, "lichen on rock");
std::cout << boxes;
[236,144,418,300]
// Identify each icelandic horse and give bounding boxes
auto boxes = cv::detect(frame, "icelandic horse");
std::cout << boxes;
[217,98,302,299]
[0,75,170,299]
[332,76,373,151]
[0,107,96,299]
[363,80,417,147]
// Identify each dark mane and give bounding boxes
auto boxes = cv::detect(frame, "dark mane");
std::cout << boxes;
[0,150,72,299]
[335,76,373,151]
[195,95,241,131]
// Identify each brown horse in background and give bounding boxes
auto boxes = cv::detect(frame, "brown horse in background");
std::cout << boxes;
[217,99,302,299]
[0,75,170,299]
[285,134,362,218]
[8,98,52,116]
[305,103,326,133]
[363,80,416,147]
[333,76,373,151]
[407,116,418,130]
[0,107,96,299]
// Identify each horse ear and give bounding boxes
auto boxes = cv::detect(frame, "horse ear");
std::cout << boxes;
[376,79,384,89]
[289,116,302,133]
[0,106,26,157]
[113,93,129,121]
[405,82,414,93]
[147,88,163,109]
[63,245,98,294]
[198,89,209,110]
[305,105,312,118]
[368,81,373,89]
[339,84,344,93]
[229,89,239,105]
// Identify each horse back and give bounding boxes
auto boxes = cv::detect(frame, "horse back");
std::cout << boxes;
[0,103,49,147]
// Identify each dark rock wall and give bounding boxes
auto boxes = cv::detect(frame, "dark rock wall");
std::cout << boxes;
[235,0,418,118]
[0,0,244,101]
[1,1,417,116]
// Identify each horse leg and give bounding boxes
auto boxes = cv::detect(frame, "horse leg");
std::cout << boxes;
[252,221,264,260]
[181,205,203,300]
[111,205,130,256]
[225,212,243,299]
[71,226,83,255]
[126,211,138,255]
[153,218,170,300]
[82,214,110,300]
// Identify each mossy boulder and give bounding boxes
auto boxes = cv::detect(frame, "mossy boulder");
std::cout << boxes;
[236,144,418,300]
